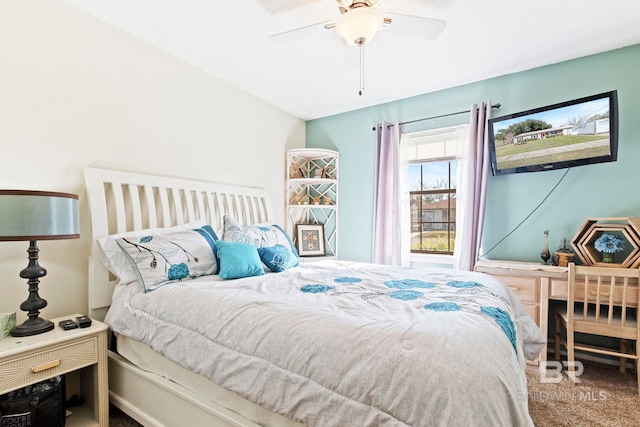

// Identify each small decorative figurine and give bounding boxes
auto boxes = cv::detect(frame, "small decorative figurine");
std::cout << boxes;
[551,238,576,266]
[540,230,551,263]
[312,196,321,205]
[322,165,335,179]
[323,196,331,205]
[289,164,302,178]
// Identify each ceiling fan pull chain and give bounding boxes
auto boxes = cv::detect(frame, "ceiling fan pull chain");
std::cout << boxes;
[359,40,365,96]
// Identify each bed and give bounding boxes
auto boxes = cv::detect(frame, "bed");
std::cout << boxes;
[84,167,545,427]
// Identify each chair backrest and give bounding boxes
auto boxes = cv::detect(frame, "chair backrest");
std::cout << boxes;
[568,263,640,330]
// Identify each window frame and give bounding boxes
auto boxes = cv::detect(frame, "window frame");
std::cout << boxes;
[401,123,469,263]
[409,160,457,255]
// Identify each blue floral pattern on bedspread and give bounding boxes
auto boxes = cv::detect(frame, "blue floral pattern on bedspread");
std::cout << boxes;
[300,275,518,355]
[301,284,335,293]
[389,290,423,300]
[446,280,483,288]
[424,302,461,311]
[481,306,518,354]
[334,276,363,284]
[384,279,436,289]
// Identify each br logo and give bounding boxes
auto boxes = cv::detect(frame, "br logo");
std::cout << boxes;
[539,361,584,384]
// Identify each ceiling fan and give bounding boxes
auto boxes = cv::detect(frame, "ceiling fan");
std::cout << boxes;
[269,1,447,95]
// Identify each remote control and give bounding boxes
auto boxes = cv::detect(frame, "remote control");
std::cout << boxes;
[59,319,78,330]
[76,315,92,328]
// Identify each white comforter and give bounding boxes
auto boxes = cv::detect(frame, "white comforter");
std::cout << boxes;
[105,260,545,427]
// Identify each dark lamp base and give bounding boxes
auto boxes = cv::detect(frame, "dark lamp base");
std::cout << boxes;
[12,240,55,337]
[11,317,54,337]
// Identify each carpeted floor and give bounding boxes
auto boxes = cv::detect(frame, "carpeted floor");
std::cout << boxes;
[527,359,639,426]
[108,360,639,426]
[109,404,142,427]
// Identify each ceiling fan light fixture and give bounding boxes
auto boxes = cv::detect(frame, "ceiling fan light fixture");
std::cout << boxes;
[336,7,383,46]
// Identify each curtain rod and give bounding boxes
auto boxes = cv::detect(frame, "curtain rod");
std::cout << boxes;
[372,103,501,131]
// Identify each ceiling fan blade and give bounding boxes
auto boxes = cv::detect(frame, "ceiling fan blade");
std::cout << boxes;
[384,13,446,40]
[268,20,336,44]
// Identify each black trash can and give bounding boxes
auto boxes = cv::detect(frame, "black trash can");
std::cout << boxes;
[0,376,65,427]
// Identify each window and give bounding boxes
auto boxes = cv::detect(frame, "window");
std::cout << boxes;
[402,125,468,256]
[408,161,456,254]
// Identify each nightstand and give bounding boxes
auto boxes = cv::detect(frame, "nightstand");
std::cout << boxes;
[0,314,108,427]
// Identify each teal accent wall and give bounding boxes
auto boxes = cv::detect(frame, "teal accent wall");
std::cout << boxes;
[306,44,640,263]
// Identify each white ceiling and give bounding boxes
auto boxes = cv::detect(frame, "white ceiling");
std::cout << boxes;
[62,0,640,121]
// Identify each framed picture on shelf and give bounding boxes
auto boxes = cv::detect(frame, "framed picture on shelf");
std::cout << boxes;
[296,224,325,256]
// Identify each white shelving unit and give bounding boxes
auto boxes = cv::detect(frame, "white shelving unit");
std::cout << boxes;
[286,148,338,258]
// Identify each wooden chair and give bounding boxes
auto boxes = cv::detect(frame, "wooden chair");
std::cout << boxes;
[555,263,639,394]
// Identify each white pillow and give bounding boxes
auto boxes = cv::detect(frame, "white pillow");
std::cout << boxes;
[222,216,299,270]
[96,220,206,284]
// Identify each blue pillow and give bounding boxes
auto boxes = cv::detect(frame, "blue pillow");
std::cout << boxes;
[216,240,265,279]
[258,244,297,272]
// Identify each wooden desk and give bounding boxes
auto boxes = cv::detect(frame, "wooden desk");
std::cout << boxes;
[475,259,639,365]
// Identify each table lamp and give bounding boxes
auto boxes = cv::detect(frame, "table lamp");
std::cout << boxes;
[0,190,79,337]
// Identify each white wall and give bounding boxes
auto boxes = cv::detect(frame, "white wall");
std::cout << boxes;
[0,1,305,323]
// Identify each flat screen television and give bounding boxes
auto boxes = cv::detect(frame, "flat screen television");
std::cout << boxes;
[488,91,618,175]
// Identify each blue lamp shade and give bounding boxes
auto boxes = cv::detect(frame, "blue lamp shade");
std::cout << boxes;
[0,190,79,337]
[0,190,79,241]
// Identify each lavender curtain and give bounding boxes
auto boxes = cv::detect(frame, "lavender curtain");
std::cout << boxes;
[454,102,492,270]
[372,121,409,266]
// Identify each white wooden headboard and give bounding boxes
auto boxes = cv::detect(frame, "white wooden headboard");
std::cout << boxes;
[84,167,273,320]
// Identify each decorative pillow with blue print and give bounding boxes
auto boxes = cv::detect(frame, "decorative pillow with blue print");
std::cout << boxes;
[96,220,206,285]
[116,225,219,292]
[258,244,297,272]
[222,216,299,271]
